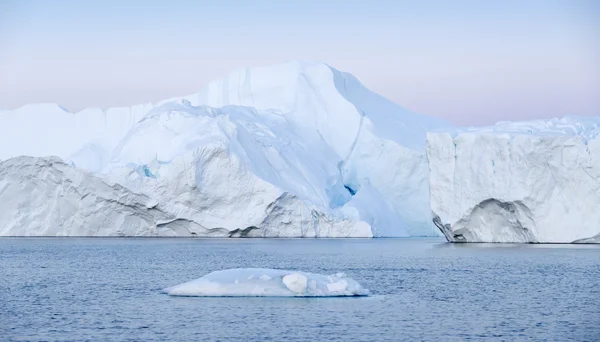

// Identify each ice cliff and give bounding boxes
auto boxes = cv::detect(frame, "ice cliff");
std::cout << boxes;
[0,156,164,236]
[0,61,448,237]
[0,156,371,237]
[427,117,600,243]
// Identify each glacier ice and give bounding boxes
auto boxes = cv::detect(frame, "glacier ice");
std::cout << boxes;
[162,268,369,297]
[427,117,600,243]
[163,61,449,236]
[0,61,448,237]
[0,156,167,236]
[0,103,153,173]
[0,156,369,237]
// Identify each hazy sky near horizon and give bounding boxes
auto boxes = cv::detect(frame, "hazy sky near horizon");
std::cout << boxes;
[1,0,598,125]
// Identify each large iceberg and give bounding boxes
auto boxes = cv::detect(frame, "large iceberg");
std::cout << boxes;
[0,61,448,237]
[427,117,600,243]
[162,268,369,297]
[103,104,372,237]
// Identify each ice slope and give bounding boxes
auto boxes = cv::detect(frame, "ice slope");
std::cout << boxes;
[427,117,600,243]
[0,156,361,237]
[157,61,449,236]
[103,102,372,237]
[0,156,166,236]
[162,268,369,297]
[0,61,449,237]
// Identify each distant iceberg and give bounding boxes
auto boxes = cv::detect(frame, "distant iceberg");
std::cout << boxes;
[162,268,369,297]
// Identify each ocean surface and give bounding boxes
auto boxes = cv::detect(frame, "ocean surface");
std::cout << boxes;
[1,238,598,341]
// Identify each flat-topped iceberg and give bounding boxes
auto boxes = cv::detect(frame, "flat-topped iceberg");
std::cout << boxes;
[427,116,600,243]
[162,268,369,297]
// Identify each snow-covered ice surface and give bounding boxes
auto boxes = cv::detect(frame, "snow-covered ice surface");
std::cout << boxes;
[427,117,600,243]
[162,268,369,297]
[0,61,448,237]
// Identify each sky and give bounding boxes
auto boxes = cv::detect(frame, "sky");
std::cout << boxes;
[0,0,598,125]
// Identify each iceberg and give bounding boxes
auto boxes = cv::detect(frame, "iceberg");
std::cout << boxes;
[101,104,372,238]
[0,156,169,236]
[427,117,600,243]
[0,156,369,237]
[160,61,450,236]
[0,103,152,173]
[162,268,369,297]
[0,61,449,237]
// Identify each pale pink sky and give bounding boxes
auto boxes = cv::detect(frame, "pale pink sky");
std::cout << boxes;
[1,0,599,126]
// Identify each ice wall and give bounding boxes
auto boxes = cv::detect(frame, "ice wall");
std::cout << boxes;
[427,117,600,243]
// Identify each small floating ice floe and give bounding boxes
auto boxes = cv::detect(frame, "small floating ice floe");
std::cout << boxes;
[162,268,369,297]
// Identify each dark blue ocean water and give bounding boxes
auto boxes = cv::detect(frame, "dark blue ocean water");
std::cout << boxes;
[1,238,598,341]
